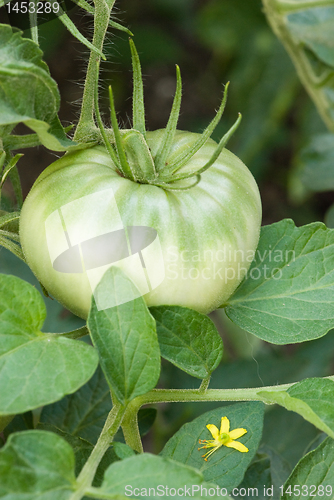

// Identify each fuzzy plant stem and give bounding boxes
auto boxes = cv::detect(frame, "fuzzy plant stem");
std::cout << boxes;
[74,0,115,142]
[69,402,126,500]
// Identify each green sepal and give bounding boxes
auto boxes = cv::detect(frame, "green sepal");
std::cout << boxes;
[161,82,230,177]
[0,229,20,242]
[108,86,134,181]
[1,154,23,190]
[94,70,121,173]
[154,65,182,173]
[121,129,156,182]
[7,163,23,208]
[152,174,201,190]
[162,113,242,183]
[0,211,20,231]
[130,39,146,137]
[0,235,25,262]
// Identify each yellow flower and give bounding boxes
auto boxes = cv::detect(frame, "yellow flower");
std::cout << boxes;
[198,416,248,461]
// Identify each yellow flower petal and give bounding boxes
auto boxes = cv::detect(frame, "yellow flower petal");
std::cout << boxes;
[225,440,249,453]
[220,416,230,434]
[229,428,247,440]
[206,424,219,440]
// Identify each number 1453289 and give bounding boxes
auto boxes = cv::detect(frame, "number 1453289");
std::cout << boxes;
[280,485,332,497]
[6,2,60,14]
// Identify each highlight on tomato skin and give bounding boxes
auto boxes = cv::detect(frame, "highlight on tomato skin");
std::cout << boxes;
[19,133,262,319]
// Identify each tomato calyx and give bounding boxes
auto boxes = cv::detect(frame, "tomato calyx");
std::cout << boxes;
[94,39,242,190]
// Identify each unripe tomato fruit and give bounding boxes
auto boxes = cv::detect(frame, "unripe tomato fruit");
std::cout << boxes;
[20,130,261,319]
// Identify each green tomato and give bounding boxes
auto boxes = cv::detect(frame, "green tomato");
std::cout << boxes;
[20,130,261,319]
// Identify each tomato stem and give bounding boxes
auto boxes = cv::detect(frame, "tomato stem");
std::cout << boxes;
[29,0,38,44]
[125,375,334,407]
[74,0,112,142]
[69,402,126,500]
[198,376,211,393]
[122,401,144,453]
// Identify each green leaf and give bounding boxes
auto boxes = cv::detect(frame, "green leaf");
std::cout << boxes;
[259,446,291,497]
[20,116,78,152]
[259,377,334,438]
[150,306,223,379]
[0,274,98,415]
[0,25,76,151]
[0,25,58,122]
[261,405,321,470]
[281,437,334,500]
[262,1,334,131]
[137,408,157,437]
[325,202,334,228]
[297,133,334,192]
[3,411,34,437]
[225,219,334,344]
[40,366,112,444]
[113,442,136,460]
[0,415,14,434]
[96,453,227,499]
[233,456,271,500]
[87,267,161,405]
[0,247,86,335]
[161,402,264,492]
[37,423,118,486]
[0,430,76,498]
[40,367,156,444]
[235,446,290,500]
[286,6,334,68]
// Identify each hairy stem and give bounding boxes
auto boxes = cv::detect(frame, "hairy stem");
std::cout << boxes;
[74,0,112,142]
[121,401,144,453]
[131,375,334,408]
[198,376,211,393]
[70,402,126,500]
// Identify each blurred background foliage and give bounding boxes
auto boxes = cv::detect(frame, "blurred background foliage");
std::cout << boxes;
[1,0,334,474]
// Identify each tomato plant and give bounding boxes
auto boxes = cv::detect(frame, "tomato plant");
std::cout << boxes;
[0,0,334,498]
